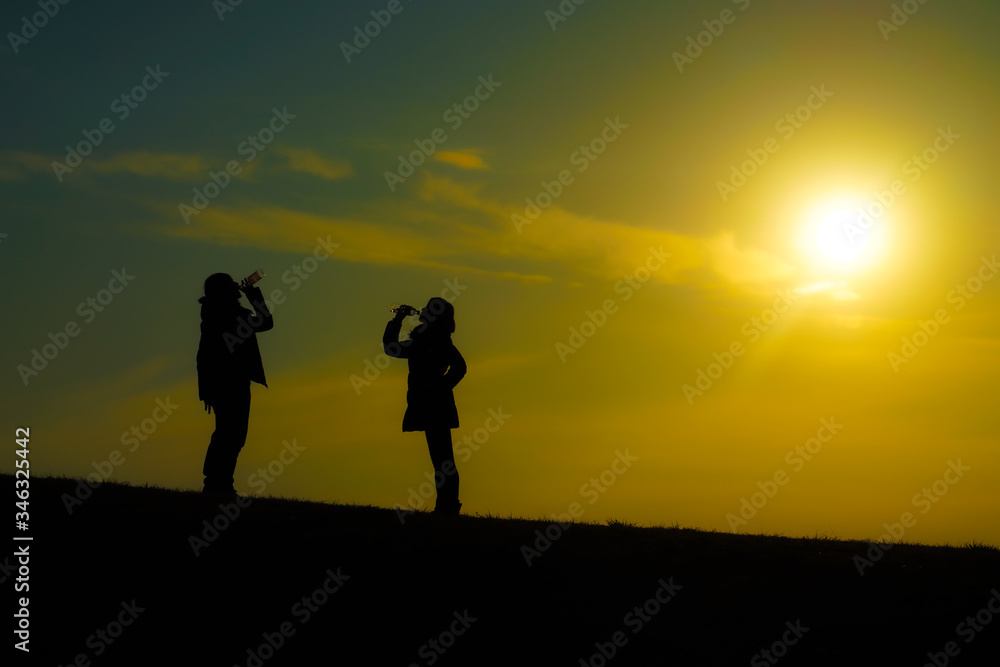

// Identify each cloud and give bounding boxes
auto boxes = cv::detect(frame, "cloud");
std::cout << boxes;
[416,173,505,216]
[156,173,800,293]
[88,152,212,179]
[412,175,797,290]
[0,151,52,179]
[794,281,859,300]
[511,204,705,283]
[274,147,354,180]
[0,150,210,180]
[410,174,696,281]
[704,232,796,285]
[160,204,552,284]
[433,151,488,170]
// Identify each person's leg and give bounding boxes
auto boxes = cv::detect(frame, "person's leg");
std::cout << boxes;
[425,428,460,513]
[203,383,251,493]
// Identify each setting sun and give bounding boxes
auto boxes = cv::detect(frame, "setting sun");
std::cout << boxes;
[815,208,870,263]
[800,197,890,276]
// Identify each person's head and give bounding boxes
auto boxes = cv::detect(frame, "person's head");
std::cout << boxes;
[201,273,241,303]
[414,297,455,337]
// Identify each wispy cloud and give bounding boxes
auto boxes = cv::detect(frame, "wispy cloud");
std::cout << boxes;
[274,147,354,180]
[89,152,212,178]
[0,150,210,180]
[159,204,552,284]
[794,281,859,300]
[154,173,803,292]
[705,232,796,285]
[0,151,52,179]
[412,176,794,290]
[433,150,488,170]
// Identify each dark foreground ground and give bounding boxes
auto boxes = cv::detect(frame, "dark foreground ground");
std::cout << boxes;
[6,474,1000,666]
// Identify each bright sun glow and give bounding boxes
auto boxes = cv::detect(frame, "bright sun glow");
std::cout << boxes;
[801,197,889,274]
[815,209,869,263]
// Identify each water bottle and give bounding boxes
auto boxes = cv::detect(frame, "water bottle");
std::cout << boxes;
[242,269,266,287]
[390,304,418,316]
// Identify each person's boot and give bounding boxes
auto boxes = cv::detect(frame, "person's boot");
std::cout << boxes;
[202,486,237,497]
[433,501,462,515]
[202,476,237,497]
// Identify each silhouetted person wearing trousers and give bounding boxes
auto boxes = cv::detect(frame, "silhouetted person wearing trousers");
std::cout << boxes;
[384,298,467,514]
[197,273,273,495]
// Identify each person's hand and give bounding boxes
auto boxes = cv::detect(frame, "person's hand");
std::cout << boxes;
[203,400,213,415]
[394,304,414,319]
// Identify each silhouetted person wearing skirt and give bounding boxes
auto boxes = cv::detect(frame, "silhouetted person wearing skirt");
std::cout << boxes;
[197,273,273,495]
[384,298,467,514]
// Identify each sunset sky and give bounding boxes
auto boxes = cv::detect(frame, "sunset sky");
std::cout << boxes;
[3,0,999,546]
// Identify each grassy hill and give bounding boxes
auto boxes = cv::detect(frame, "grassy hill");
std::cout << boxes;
[8,474,1000,666]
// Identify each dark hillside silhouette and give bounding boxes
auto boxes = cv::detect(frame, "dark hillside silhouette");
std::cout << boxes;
[14,474,1000,666]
